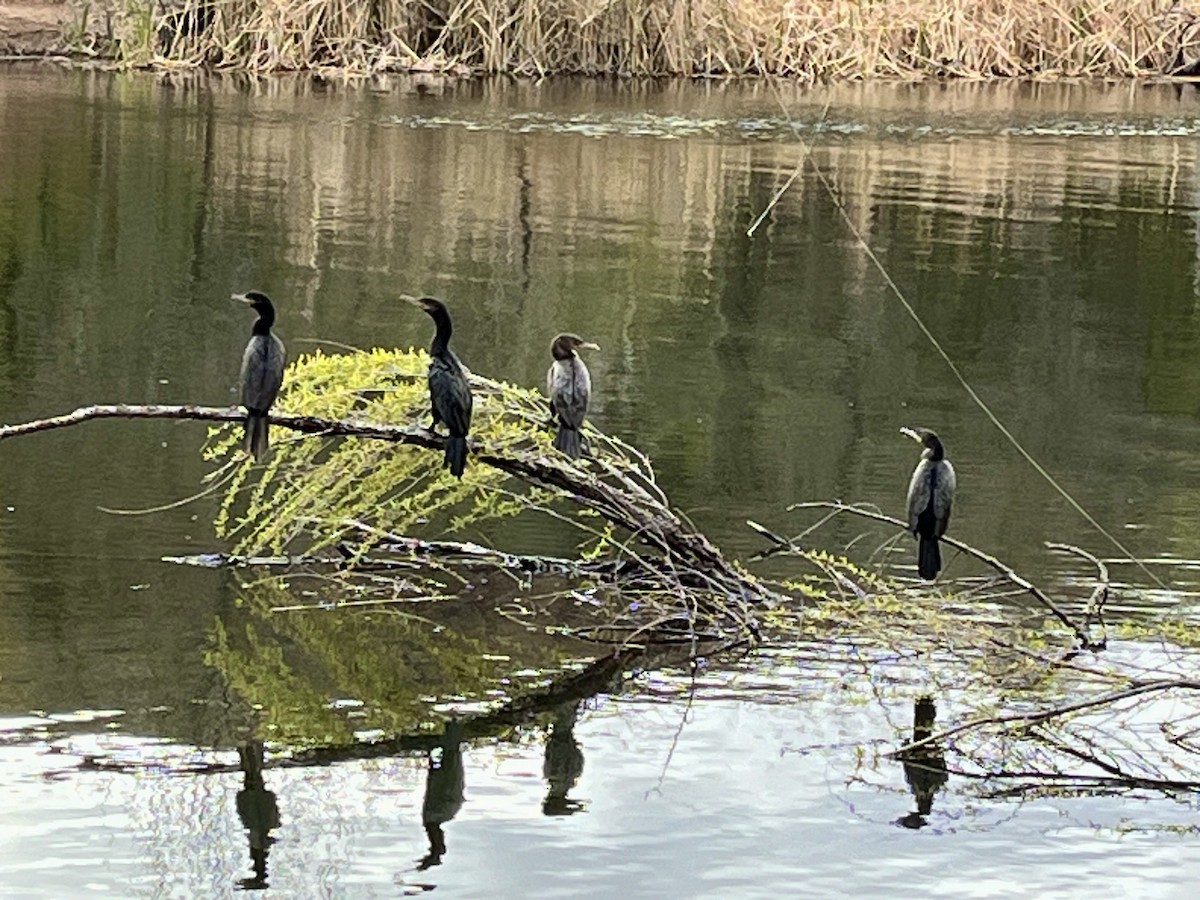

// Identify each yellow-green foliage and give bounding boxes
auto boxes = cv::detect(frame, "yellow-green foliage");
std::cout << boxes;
[206,347,637,560]
[1114,618,1200,648]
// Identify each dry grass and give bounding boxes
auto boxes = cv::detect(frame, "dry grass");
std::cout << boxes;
[89,0,1200,77]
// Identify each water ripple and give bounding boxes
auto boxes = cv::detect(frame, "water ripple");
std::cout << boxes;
[388,111,1200,141]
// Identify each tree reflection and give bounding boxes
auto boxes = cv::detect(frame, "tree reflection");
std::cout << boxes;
[235,741,280,890]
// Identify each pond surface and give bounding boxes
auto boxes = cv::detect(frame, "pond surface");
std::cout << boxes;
[2,69,1200,894]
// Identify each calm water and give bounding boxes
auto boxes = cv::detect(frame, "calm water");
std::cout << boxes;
[3,68,1200,894]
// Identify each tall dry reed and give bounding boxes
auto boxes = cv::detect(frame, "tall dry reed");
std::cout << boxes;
[96,0,1200,77]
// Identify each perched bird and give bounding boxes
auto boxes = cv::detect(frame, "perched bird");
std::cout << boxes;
[903,427,956,580]
[410,296,473,477]
[547,333,599,459]
[234,291,286,461]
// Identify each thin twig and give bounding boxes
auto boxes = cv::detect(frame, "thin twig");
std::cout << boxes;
[1046,541,1109,648]
[890,679,1200,758]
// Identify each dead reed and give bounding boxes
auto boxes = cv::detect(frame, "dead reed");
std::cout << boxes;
[94,0,1200,77]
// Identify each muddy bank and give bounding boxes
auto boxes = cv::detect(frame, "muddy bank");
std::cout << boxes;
[0,0,76,55]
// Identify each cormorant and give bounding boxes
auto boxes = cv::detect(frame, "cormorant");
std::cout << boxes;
[547,333,599,459]
[903,427,956,580]
[410,297,473,477]
[234,291,286,461]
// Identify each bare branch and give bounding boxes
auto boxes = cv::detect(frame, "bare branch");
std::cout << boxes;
[1047,541,1110,647]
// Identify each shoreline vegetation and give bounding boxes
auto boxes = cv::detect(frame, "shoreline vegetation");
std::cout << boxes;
[6,0,1200,78]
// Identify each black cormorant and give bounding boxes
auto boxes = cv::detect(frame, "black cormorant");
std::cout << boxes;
[903,426,956,580]
[547,333,599,459]
[234,291,286,461]
[410,296,473,477]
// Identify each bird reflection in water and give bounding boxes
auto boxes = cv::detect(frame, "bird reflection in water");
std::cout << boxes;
[235,740,280,890]
[894,696,948,830]
[543,702,586,816]
[417,720,466,871]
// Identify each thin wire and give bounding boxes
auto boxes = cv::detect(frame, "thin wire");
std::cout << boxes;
[745,97,830,238]
[762,82,1166,591]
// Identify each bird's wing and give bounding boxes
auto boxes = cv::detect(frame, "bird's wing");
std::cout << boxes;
[906,460,931,532]
[548,359,591,429]
[238,340,256,399]
[240,335,286,410]
[571,359,592,411]
[933,460,956,533]
[429,354,473,436]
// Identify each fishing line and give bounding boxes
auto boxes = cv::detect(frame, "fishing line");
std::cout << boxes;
[758,82,1165,591]
[98,456,243,516]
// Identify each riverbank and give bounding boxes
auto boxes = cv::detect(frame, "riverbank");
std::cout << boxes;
[4,0,1200,78]
[0,0,75,55]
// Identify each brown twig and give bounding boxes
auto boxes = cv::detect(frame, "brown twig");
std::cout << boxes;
[1046,541,1109,648]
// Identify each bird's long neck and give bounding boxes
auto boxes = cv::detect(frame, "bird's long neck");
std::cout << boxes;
[253,306,275,336]
[926,439,944,462]
[430,310,452,357]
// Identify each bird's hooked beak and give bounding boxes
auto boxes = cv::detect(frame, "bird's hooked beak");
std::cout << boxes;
[900,426,924,444]
[401,294,439,315]
[579,341,600,351]
[231,292,253,305]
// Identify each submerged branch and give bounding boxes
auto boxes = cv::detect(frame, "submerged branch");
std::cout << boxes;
[167,531,636,583]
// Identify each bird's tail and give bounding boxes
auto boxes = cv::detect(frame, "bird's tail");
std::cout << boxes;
[917,534,941,580]
[445,435,468,478]
[244,412,270,461]
[553,425,583,460]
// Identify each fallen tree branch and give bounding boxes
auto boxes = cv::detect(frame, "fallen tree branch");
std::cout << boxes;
[781,501,1095,649]
[0,403,777,618]
[0,403,433,446]
[333,518,638,579]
